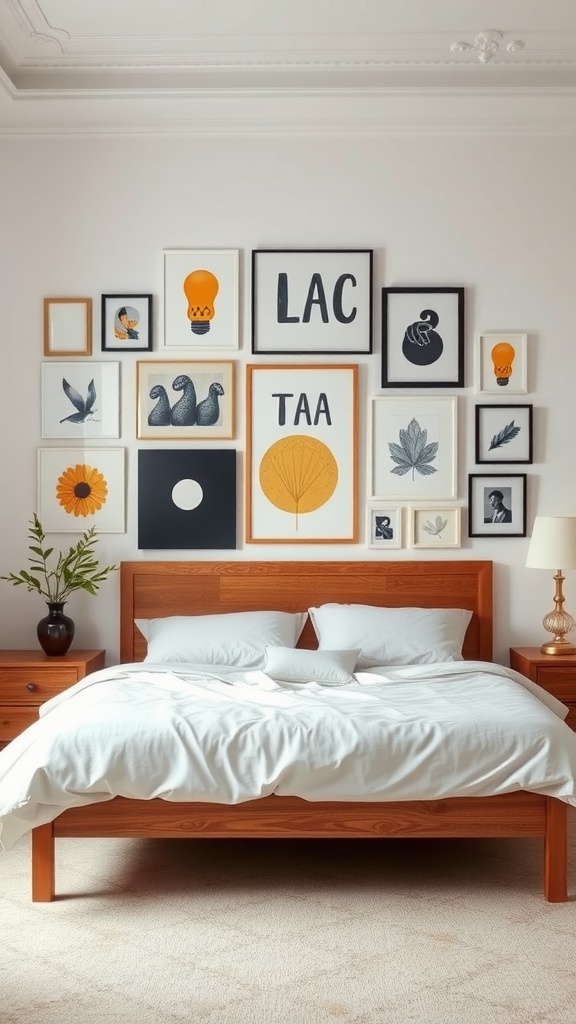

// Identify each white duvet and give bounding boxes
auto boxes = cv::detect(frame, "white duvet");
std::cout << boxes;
[1,659,576,850]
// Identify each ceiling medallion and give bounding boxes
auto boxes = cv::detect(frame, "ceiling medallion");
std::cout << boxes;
[450,30,525,64]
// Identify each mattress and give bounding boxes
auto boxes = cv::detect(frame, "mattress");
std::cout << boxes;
[1,659,576,850]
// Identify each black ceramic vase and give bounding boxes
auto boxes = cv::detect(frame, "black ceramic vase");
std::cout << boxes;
[37,602,75,656]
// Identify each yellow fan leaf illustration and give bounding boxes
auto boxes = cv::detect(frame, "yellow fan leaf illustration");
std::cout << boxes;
[259,435,338,528]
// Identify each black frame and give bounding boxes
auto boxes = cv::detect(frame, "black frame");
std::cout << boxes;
[251,248,373,355]
[101,294,153,352]
[475,404,533,465]
[468,473,527,538]
[382,286,465,388]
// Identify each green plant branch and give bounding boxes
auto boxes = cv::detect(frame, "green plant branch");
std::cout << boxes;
[1,514,118,603]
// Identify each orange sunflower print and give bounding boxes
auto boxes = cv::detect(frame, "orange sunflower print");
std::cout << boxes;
[56,464,108,517]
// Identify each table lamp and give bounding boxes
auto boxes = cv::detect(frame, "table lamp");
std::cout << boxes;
[525,516,576,655]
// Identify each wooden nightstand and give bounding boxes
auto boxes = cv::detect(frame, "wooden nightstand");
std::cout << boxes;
[0,649,105,747]
[510,647,576,730]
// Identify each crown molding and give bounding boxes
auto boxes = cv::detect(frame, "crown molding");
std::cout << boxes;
[1,86,576,136]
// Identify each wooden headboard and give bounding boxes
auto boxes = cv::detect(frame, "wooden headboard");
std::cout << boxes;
[120,560,493,663]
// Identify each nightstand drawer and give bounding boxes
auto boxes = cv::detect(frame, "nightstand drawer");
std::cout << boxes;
[0,649,105,748]
[536,669,576,701]
[0,706,41,742]
[0,666,78,703]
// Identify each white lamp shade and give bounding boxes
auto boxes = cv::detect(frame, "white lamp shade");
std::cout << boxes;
[526,516,576,569]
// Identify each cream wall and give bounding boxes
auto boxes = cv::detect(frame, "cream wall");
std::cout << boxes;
[1,133,575,664]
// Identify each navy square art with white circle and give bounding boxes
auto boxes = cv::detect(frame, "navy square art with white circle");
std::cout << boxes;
[138,449,236,549]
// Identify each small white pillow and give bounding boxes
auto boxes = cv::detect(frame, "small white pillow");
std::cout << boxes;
[137,610,307,667]
[263,646,360,685]
[308,604,472,668]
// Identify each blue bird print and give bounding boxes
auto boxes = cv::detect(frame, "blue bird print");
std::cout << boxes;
[59,378,97,424]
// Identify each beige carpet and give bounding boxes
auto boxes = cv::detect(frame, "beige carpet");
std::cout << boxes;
[2,820,576,1023]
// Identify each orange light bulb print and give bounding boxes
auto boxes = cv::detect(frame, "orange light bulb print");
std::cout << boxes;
[491,341,516,387]
[183,269,219,336]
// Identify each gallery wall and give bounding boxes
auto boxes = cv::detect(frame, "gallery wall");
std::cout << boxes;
[1,132,575,664]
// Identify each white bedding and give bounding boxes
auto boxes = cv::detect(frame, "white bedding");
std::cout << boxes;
[1,659,576,850]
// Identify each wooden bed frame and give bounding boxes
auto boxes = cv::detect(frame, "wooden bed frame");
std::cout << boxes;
[30,559,568,902]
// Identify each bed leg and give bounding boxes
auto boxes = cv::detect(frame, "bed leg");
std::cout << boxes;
[31,822,56,902]
[544,798,568,902]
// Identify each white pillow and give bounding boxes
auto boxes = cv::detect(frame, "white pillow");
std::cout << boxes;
[308,604,472,668]
[137,610,307,667]
[263,646,360,685]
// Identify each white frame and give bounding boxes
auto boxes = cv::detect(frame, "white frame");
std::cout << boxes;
[369,396,457,501]
[163,248,239,350]
[366,504,402,549]
[38,447,125,533]
[409,506,461,549]
[475,332,528,394]
[41,362,120,439]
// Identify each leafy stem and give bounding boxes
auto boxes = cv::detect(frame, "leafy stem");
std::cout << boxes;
[0,514,118,603]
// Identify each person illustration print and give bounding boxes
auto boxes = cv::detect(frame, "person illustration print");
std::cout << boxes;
[485,489,512,524]
[114,305,140,341]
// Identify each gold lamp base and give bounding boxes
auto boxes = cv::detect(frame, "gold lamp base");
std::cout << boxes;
[540,637,576,656]
[540,570,576,655]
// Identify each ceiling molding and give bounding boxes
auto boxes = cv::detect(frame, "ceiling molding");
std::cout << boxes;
[1,3,576,132]
[2,88,576,137]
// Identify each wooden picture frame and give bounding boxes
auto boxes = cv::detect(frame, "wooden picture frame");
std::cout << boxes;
[246,363,358,543]
[475,404,533,464]
[468,473,527,538]
[43,298,92,356]
[41,361,120,439]
[409,506,461,549]
[369,396,457,501]
[475,333,528,394]
[136,360,234,440]
[163,249,239,350]
[251,249,373,354]
[101,294,152,352]
[382,287,464,387]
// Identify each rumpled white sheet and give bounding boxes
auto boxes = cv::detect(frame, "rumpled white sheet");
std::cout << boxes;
[1,659,576,851]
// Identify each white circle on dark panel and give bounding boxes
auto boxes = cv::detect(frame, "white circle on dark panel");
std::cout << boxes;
[172,478,203,511]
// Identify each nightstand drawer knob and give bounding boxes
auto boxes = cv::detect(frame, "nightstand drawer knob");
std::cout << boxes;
[26,682,37,692]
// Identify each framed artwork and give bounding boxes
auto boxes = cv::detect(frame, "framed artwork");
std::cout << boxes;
[366,505,402,550]
[246,363,358,543]
[43,298,92,356]
[101,294,152,352]
[41,361,120,439]
[468,473,527,538]
[370,396,457,501]
[138,449,236,550]
[136,360,234,440]
[251,249,373,354]
[475,332,528,394]
[409,506,461,549]
[475,404,533,464]
[382,287,464,387]
[163,249,239,349]
[38,447,125,533]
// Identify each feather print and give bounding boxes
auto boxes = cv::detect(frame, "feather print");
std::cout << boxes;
[488,420,521,451]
